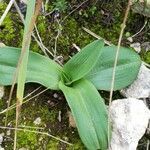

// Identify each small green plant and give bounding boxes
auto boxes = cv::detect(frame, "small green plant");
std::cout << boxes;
[53,0,67,12]
[0,40,141,149]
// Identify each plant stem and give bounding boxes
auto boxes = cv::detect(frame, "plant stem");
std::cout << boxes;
[0,0,15,25]
[108,0,132,147]
[0,126,72,146]
[13,1,43,150]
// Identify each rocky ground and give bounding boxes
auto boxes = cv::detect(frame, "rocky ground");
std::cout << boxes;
[0,0,150,149]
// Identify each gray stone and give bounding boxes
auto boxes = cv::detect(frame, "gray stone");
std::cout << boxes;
[0,133,4,145]
[19,148,28,150]
[141,42,150,52]
[33,117,41,125]
[121,64,150,98]
[53,93,58,98]
[110,98,150,150]
[130,42,141,53]
[0,146,4,150]
[0,87,4,99]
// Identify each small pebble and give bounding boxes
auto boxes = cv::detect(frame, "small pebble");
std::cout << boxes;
[33,117,41,125]
[6,130,11,136]
[141,42,150,52]
[18,148,28,150]
[0,133,4,144]
[68,111,76,128]
[63,136,69,141]
[130,42,141,53]
[20,0,27,4]
[0,87,4,99]
[53,93,58,98]
[127,37,133,43]
[0,146,5,150]
[58,111,61,122]
[121,64,150,98]
[38,137,43,142]
[58,97,62,100]
[0,43,5,47]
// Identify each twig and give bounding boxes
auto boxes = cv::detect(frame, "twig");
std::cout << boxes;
[146,121,150,150]
[5,67,17,126]
[13,1,54,57]
[44,0,49,11]
[61,0,89,23]
[14,1,43,149]
[82,24,149,71]
[0,88,49,115]
[72,43,81,52]
[23,86,42,99]
[0,0,15,25]
[13,1,24,23]
[34,25,49,56]
[147,140,150,150]
[53,19,61,59]
[0,126,72,146]
[108,0,132,146]
[143,62,150,68]
[130,19,148,38]
[82,27,112,46]
[18,125,44,130]
[32,31,54,57]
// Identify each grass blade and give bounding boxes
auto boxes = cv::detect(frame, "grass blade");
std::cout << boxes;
[14,1,42,149]
[17,0,42,105]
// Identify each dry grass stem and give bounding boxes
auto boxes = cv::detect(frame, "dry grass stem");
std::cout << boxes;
[108,0,132,146]
[0,126,73,146]
[0,0,15,25]
[0,88,49,115]
[82,27,112,46]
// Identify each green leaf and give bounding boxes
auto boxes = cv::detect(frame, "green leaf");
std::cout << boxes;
[63,40,104,84]
[17,0,37,101]
[86,46,141,91]
[0,47,62,90]
[59,79,108,150]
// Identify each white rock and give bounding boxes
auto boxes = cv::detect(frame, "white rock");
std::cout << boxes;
[141,42,150,52]
[68,111,76,128]
[53,93,58,98]
[58,111,61,122]
[19,148,28,150]
[0,146,4,150]
[132,0,150,5]
[130,42,141,53]
[6,130,11,136]
[0,43,5,48]
[127,37,133,43]
[0,135,3,145]
[0,87,4,99]
[33,117,41,125]
[121,64,150,98]
[109,98,150,150]
[20,0,27,4]
[0,133,4,145]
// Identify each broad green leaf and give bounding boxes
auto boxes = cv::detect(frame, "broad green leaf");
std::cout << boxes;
[59,79,108,150]
[63,40,104,84]
[17,0,37,101]
[86,46,141,91]
[0,47,62,90]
